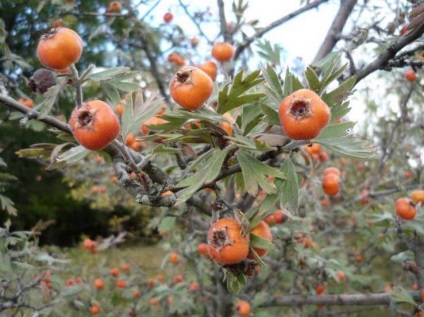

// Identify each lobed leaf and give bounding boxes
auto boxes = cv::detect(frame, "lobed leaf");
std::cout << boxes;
[278,158,299,212]
[217,70,265,114]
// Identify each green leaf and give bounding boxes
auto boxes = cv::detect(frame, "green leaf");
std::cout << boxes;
[260,103,280,126]
[240,103,264,135]
[278,158,299,212]
[330,101,351,123]
[304,66,321,93]
[322,76,356,107]
[217,70,265,114]
[38,83,61,119]
[88,67,132,81]
[101,81,121,106]
[237,151,284,196]
[121,91,163,137]
[282,68,292,98]
[248,246,266,267]
[0,194,17,216]
[390,251,414,263]
[256,40,283,66]
[250,232,274,251]
[315,122,378,159]
[226,271,242,294]
[260,64,283,108]
[175,148,229,205]
[158,217,176,233]
[0,157,7,167]
[56,145,91,164]
[390,286,416,305]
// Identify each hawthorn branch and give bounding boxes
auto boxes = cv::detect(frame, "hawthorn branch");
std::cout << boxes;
[217,0,231,43]
[313,0,358,63]
[178,0,213,44]
[261,292,421,307]
[234,0,330,60]
[356,20,424,84]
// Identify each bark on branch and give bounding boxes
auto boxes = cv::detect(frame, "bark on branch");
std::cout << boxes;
[262,292,421,307]
[313,0,358,63]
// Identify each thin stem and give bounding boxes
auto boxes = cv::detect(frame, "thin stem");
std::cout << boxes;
[70,64,83,108]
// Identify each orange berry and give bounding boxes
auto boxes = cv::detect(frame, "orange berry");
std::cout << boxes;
[396,197,417,220]
[169,66,213,111]
[410,189,424,204]
[89,305,100,315]
[247,221,272,259]
[212,42,235,62]
[18,97,34,109]
[405,69,418,82]
[37,27,83,70]
[93,278,105,290]
[169,252,179,264]
[235,300,251,316]
[110,267,120,277]
[207,218,249,265]
[279,89,331,140]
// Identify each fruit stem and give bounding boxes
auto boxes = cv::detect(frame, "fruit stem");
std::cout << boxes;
[70,64,83,109]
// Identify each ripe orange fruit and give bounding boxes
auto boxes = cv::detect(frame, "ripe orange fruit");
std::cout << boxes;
[18,97,34,109]
[264,214,275,226]
[235,300,251,316]
[169,252,179,264]
[173,274,184,284]
[207,218,249,265]
[89,305,100,315]
[156,274,166,282]
[132,289,141,298]
[410,189,424,204]
[321,198,331,207]
[140,116,167,135]
[396,197,417,220]
[336,271,346,282]
[69,100,120,151]
[110,267,120,277]
[322,174,341,197]
[163,12,173,23]
[149,298,159,306]
[115,103,124,116]
[279,89,331,140]
[125,133,135,147]
[212,42,235,62]
[323,167,341,178]
[107,1,122,13]
[167,53,185,66]
[304,143,321,158]
[199,61,218,81]
[354,253,364,263]
[273,209,287,224]
[121,263,131,272]
[82,238,98,253]
[147,278,155,288]
[197,243,209,256]
[220,113,234,135]
[302,237,312,248]
[405,69,417,82]
[188,281,200,291]
[248,221,272,259]
[37,27,83,70]
[93,278,105,290]
[316,284,325,295]
[115,279,127,288]
[404,171,413,179]
[169,66,213,111]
